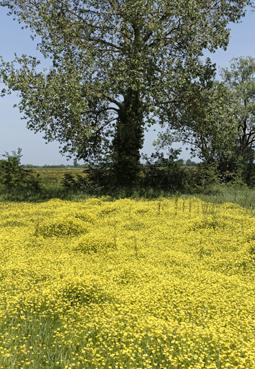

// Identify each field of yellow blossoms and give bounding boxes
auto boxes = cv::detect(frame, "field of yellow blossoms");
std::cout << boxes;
[0,197,255,369]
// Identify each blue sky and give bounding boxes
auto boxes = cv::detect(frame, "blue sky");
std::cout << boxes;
[0,7,254,165]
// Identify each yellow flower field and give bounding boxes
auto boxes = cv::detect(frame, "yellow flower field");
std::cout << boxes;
[0,197,255,369]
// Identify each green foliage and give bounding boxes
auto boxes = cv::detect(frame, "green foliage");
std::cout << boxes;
[142,150,186,192]
[158,82,239,171]
[0,149,41,195]
[62,166,113,194]
[142,153,219,194]
[221,57,255,182]
[62,173,80,192]
[191,163,220,192]
[59,150,220,195]
[158,56,255,185]
[0,0,252,185]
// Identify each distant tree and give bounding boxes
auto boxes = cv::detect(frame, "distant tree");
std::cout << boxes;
[176,159,184,165]
[186,159,197,166]
[73,158,79,168]
[0,0,252,186]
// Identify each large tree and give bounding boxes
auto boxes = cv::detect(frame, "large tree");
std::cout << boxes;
[222,57,255,182]
[159,81,239,171]
[222,58,255,156]
[0,0,252,185]
[159,57,255,182]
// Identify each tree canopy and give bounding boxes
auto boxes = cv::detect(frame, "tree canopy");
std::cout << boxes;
[222,57,255,156]
[0,0,252,185]
[158,56,255,182]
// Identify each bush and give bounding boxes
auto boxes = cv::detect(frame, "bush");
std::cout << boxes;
[62,173,78,192]
[61,153,221,196]
[62,165,114,194]
[141,152,219,194]
[191,163,220,193]
[0,149,41,195]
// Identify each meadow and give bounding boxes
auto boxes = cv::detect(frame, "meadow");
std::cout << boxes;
[32,168,86,191]
[0,197,255,368]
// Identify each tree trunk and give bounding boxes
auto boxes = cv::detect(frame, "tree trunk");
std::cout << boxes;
[112,89,144,187]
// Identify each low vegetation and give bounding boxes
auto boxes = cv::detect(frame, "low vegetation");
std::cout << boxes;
[0,197,255,368]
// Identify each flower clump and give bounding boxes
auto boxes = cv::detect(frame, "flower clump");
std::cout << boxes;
[34,217,88,238]
[0,197,255,368]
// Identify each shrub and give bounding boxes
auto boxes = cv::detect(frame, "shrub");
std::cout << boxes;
[141,152,219,194]
[61,152,221,195]
[62,173,78,192]
[141,151,190,192]
[62,165,114,194]
[191,163,220,193]
[0,149,41,195]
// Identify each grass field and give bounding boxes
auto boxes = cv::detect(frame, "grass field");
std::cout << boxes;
[32,167,86,190]
[0,197,255,368]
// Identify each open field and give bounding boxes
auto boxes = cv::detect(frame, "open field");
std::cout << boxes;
[32,168,86,190]
[0,197,255,368]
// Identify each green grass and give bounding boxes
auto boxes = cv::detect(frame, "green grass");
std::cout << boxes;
[32,167,86,190]
[197,184,255,210]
